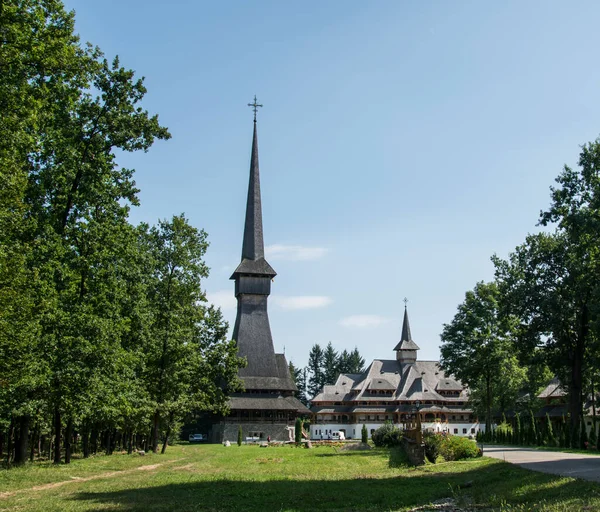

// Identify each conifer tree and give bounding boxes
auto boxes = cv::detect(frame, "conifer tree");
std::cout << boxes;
[295,418,302,444]
[237,425,243,447]
[580,420,588,450]
[546,413,556,447]
[529,411,537,445]
[362,424,368,444]
[514,413,521,445]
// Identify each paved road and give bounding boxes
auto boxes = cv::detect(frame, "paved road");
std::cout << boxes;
[483,445,600,483]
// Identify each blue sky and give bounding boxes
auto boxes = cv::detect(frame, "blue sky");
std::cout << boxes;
[66,0,600,368]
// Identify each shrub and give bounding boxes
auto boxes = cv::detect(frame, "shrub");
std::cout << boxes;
[237,425,242,447]
[496,421,512,444]
[439,435,480,461]
[371,423,402,448]
[295,418,302,444]
[423,432,443,463]
[361,424,368,444]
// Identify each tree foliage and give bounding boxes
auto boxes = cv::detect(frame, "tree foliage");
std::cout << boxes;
[306,343,365,400]
[440,282,526,428]
[0,0,243,464]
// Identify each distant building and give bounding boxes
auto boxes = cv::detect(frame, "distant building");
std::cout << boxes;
[309,306,479,439]
[212,113,309,443]
[536,377,598,437]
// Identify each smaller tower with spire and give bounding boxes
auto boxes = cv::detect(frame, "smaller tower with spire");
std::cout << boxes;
[394,299,420,363]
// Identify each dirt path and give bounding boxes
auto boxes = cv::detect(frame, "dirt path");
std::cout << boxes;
[483,445,600,483]
[0,459,184,499]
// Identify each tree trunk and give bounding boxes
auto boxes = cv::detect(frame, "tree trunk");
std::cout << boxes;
[82,428,90,458]
[486,371,492,433]
[127,431,134,454]
[90,428,98,454]
[48,427,53,460]
[29,426,38,462]
[105,430,111,455]
[161,413,174,454]
[53,408,61,464]
[152,410,160,453]
[13,415,29,465]
[110,429,117,454]
[64,417,73,464]
[0,431,4,459]
[6,418,14,468]
[569,304,588,432]
[592,376,597,432]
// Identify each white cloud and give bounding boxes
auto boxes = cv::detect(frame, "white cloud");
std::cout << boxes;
[265,244,329,261]
[273,295,333,310]
[206,290,237,311]
[339,315,390,328]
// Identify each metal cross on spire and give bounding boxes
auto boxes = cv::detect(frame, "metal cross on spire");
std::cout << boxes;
[247,95,263,122]
[403,297,409,308]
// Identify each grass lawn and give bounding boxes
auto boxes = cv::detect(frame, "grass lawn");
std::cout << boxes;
[1,443,600,511]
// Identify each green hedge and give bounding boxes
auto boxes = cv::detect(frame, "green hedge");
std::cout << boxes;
[371,423,403,447]
[424,433,481,463]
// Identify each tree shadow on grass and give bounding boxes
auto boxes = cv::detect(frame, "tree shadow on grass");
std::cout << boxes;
[70,461,600,512]
[314,450,382,458]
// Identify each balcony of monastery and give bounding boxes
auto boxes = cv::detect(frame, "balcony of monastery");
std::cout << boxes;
[311,411,475,425]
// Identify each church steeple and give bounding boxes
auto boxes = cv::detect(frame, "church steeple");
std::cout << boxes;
[394,300,420,363]
[229,105,295,391]
[400,305,412,343]
[230,116,276,280]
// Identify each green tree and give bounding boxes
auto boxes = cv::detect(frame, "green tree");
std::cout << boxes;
[307,344,325,399]
[288,362,307,405]
[295,418,302,444]
[142,215,242,454]
[338,347,366,374]
[440,282,526,431]
[237,425,242,447]
[0,0,172,465]
[323,342,339,385]
[545,413,556,447]
[514,413,521,445]
[361,424,368,444]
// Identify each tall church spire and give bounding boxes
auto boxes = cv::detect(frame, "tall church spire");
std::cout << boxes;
[241,121,264,261]
[400,302,412,343]
[394,300,420,362]
[229,107,294,390]
[231,113,276,279]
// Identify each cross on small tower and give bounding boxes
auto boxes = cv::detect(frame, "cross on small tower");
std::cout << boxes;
[403,297,409,308]
[248,95,263,122]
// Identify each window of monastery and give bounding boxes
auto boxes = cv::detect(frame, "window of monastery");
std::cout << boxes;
[454,428,458,434]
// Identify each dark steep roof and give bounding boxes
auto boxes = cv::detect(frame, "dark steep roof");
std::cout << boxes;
[231,257,276,278]
[239,354,297,392]
[394,307,420,351]
[229,394,309,413]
